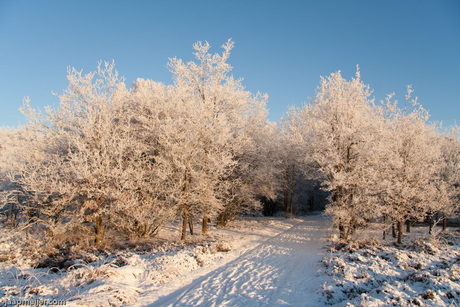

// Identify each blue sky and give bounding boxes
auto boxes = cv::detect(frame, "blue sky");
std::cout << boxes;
[0,0,459,128]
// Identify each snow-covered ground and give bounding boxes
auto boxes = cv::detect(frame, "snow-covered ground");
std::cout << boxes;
[2,215,459,306]
[0,214,332,306]
[147,213,331,306]
[321,227,460,306]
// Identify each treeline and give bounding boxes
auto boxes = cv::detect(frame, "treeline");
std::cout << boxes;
[0,40,459,249]
[282,69,460,243]
[0,41,281,247]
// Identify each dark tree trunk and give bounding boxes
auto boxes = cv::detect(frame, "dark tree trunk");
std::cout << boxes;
[283,188,289,216]
[10,204,19,228]
[349,216,356,237]
[429,216,434,235]
[443,217,447,231]
[339,222,346,241]
[202,215,208,235]
[217,199,242,227]
[217,213,225,227]
[406,220,411,233]
[397,221,403,244]
[181,205,188,241]
[24,210,31,240]
[392,223,396,238]
[383,215,386,240]
[308,195,314,212]
[188,214,194,236]
[334,187,346,241]
[289,183,294,216]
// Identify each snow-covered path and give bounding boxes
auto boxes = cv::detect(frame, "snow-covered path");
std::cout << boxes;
[149,214,331,307]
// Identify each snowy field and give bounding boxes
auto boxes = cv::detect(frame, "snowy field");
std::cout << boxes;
[321,225,460,306]
[1,214,459,306]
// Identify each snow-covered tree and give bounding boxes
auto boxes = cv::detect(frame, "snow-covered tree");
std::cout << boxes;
[46,62,137,245]
[283,73,459,243]
[1,40,277,244]
[0,127,19,227]
[288,68,383,240]
[167,40,276,233]
[0,110,77,240]
[377,88,442,243]
[138,79,237,239]
[428,126,460,231]
[10,62,176,243]
[217,115,281,226]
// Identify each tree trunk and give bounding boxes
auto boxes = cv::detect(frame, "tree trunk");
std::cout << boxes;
[339,222,346,241]
[382,215,386,240]
[283,188,289,216]
[397,221,403,244]
[392,223,396,238]
[406,220,411,233]
[25,211,30,240]
[289,184,294,216]
[429,216,434,235]
[181,206,187,241]
[443,217,447,231]
[217,205,231,227]
[10,204,18,228]
[25,223,29,241]
[202,214,208,235]
[349,216,356,237]
[217,213,225,227]
[181,171,190,241]
[334,187,345,241]
[308,195,314,212]
[95,215,106,246]
[217,199,241,227]
[188,214,194,235]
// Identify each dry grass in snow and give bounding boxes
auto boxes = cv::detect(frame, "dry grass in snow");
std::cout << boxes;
[321,227,460,306]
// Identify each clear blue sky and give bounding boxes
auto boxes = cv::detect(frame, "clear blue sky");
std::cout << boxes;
[1,0,459,128]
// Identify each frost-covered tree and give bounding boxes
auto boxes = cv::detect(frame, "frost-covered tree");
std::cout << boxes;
[0,128,20,228]
[9,62,177,244]
[132,78,237,240]
[217,115,281,225]
[46,62,135,245]
[442,127,460,218]
[1,40,277,245]
[377,88,442,243]
[285,71,458,243]
[0,112,77,240]
[428,127,460,231]
[288,68,383,240]
[167,40,276,233]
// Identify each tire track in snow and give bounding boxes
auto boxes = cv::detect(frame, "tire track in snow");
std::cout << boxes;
[148,214,331,307]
